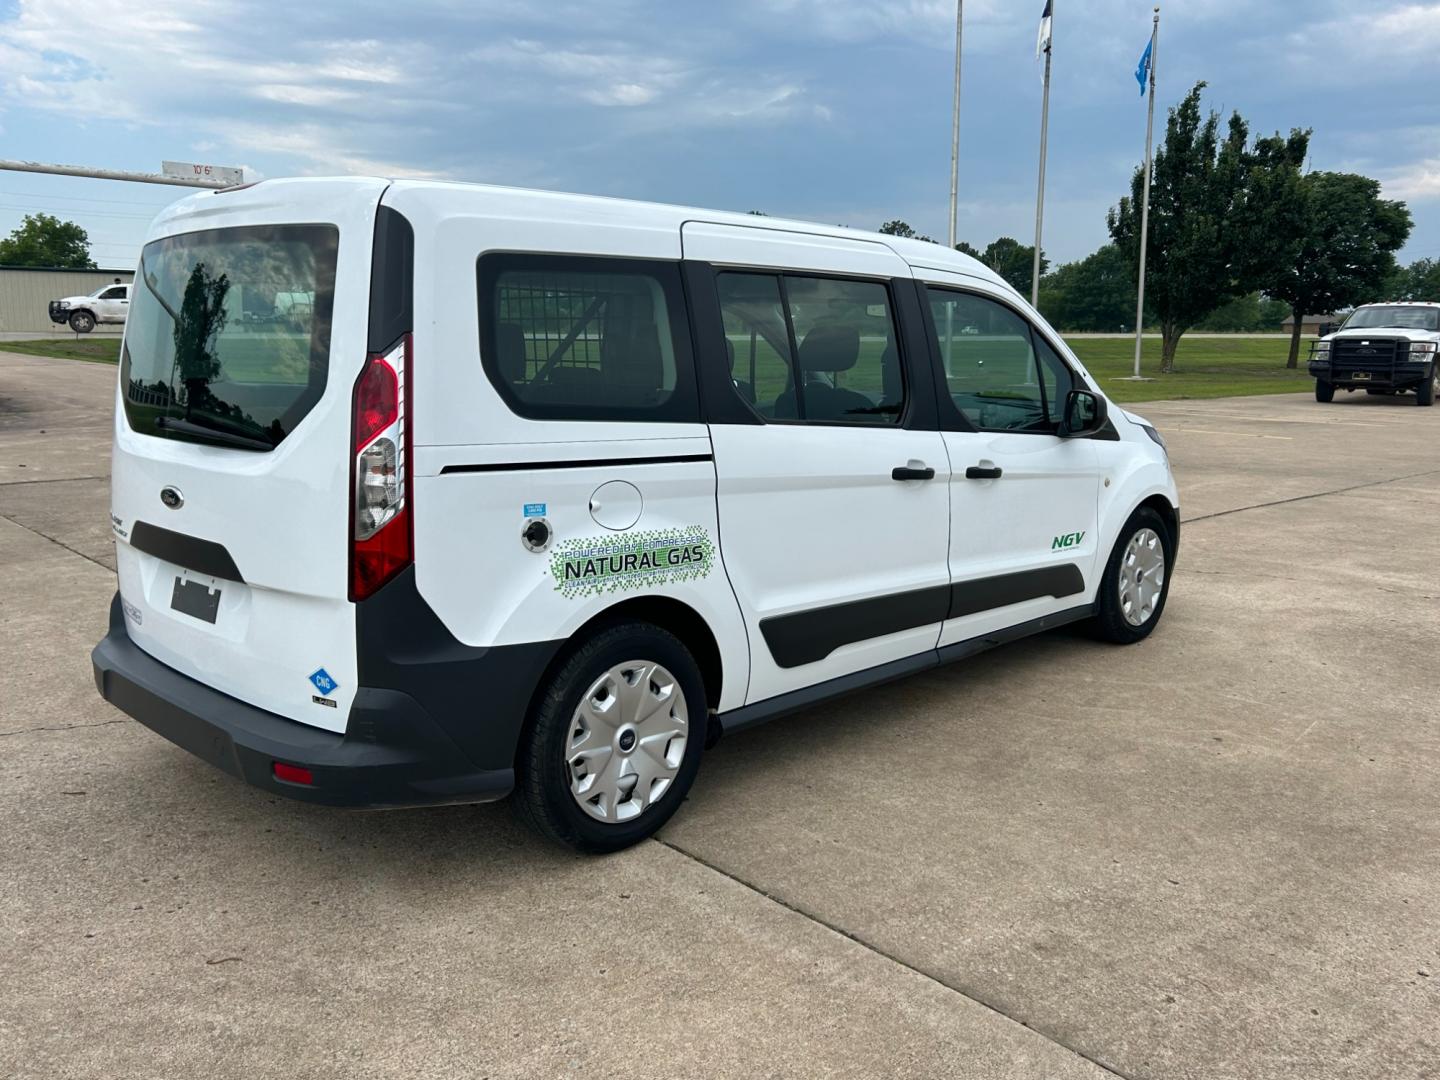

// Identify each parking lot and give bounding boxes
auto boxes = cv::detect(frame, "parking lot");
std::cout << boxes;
[1,347,1436,1079]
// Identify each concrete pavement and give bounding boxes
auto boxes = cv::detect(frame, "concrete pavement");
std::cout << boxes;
[2,350,1437,1078]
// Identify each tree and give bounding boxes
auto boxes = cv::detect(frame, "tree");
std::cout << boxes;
[878,220,935,243]
[0,213,96,268]
[1269,172,1411,367]
[978,237,1047,294]
[951,237,1048,294]
[1037,244,1136,331]
[1383,257,1440,302]
[1108,83,1310,373]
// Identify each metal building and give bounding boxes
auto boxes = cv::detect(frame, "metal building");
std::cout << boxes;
[0,265,134,334]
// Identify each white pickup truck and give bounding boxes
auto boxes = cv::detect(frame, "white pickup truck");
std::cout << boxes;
[1308,302,1440,406]
[48,282,131,334]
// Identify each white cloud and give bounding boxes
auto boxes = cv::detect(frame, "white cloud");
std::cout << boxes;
[0,0,825,179]
[1380,158,1440,202]
[1290,2,1440,61]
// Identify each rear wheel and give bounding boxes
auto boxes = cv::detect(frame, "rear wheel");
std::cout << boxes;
[1314,379,1335,403]
[1417,369,1436,407]
[514,622,705,853]
[1090,507,1173,645]
[68,310,95,334]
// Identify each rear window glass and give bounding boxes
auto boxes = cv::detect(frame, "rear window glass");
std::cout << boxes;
[122,224,338,450]
[478,254,698,423]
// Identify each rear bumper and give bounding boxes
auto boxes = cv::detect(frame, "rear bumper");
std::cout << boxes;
[91,594,514,808]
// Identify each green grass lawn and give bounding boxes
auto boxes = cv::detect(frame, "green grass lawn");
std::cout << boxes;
[0,338,122,364]
[0,332,1313,404]
[1068,336,1309,403]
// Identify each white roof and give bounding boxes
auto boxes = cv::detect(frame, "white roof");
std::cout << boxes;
[158,175,1016,295]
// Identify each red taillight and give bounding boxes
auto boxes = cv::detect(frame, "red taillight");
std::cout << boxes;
[353,356,399,452]
[350,335,412,601]
[272,761,314,785]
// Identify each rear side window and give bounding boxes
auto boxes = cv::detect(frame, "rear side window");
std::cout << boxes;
[717,272,904,425]
[478,254,698,423]
[122,224,338,450]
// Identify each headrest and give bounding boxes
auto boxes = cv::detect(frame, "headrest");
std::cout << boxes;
[725,338,736,372]
[496,323,527,381]
[798,324,859,373]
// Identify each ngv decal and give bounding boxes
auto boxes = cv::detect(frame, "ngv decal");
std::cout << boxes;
[1052,531,1085,550]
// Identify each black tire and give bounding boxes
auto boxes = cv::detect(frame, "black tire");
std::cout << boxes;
[514,622,706,853]
[1416,369,1436,407]
[68,310,95,334]
[1314,379,1335,403]
[1089,506,1173,645]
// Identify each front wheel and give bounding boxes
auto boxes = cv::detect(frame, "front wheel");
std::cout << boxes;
[68,310,95,334]
[1090,508,1173,645]
[514,622,706,853]
[1417,369,1436,407]
[1315,379,1335,403]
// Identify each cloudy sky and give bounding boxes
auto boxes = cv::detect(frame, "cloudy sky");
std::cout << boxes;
[0,0,1436,270]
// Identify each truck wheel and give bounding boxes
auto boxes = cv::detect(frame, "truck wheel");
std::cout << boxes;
[514,622,706,853]
[1417,370,1436,407]
[68,310,95,334]
[1089,507,1173,645]
[1314,379,1335,403]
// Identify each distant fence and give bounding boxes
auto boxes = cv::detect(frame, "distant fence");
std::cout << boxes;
[0,265,134,333]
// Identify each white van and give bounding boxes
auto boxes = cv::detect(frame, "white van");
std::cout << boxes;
[92,178,1179,852]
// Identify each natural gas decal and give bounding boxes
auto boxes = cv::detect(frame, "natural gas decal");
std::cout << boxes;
[550,526,714,598]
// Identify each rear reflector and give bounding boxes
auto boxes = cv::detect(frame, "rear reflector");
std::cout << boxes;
[272,762,314,785]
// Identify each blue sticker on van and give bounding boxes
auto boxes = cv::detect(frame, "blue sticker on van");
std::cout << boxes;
[524,503,546,517]
[308,668,338,695]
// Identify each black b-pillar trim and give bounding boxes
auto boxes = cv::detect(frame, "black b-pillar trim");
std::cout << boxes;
[368,203,414,354]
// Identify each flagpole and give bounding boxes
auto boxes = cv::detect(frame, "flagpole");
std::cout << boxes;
[948,0,963,249]
[1031,3,1053,307]
[1130,7,1160,379]
[944,2,963,375]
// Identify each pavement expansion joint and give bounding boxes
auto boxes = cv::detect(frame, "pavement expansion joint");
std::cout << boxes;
[0,510,114,571]
[1182,467,1440,525]
[654,836,1136,1080]
[0,474,110,488]
[0,718,131,738]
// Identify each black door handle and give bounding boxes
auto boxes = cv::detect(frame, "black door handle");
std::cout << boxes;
[965,465,1003,480]
[892,466,936,481]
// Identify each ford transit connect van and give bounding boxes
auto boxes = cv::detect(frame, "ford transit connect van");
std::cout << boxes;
[92,178,1179,852]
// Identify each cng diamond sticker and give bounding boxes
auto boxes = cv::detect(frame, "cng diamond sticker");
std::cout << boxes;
[308,668,338,695]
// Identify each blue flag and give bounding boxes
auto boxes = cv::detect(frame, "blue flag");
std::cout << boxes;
[1135,39,1153,95]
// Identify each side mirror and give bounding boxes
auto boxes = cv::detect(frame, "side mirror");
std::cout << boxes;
[1059,389,1108,438]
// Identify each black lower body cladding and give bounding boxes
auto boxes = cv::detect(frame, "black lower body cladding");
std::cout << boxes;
[91,570,565,808]
[353,565,565,773]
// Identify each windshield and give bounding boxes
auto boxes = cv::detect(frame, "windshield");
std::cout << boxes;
[121,224,338,450]
[1342,306,1440,332]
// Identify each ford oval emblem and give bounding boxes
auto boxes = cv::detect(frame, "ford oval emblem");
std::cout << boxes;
[160,486,184,510]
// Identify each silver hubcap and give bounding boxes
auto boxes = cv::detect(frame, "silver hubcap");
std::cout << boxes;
[1118,527,1166,627]
[566,661,688,823]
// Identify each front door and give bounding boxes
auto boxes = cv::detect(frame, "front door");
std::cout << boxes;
[682,223,952,705]
[920,277,1102,648]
